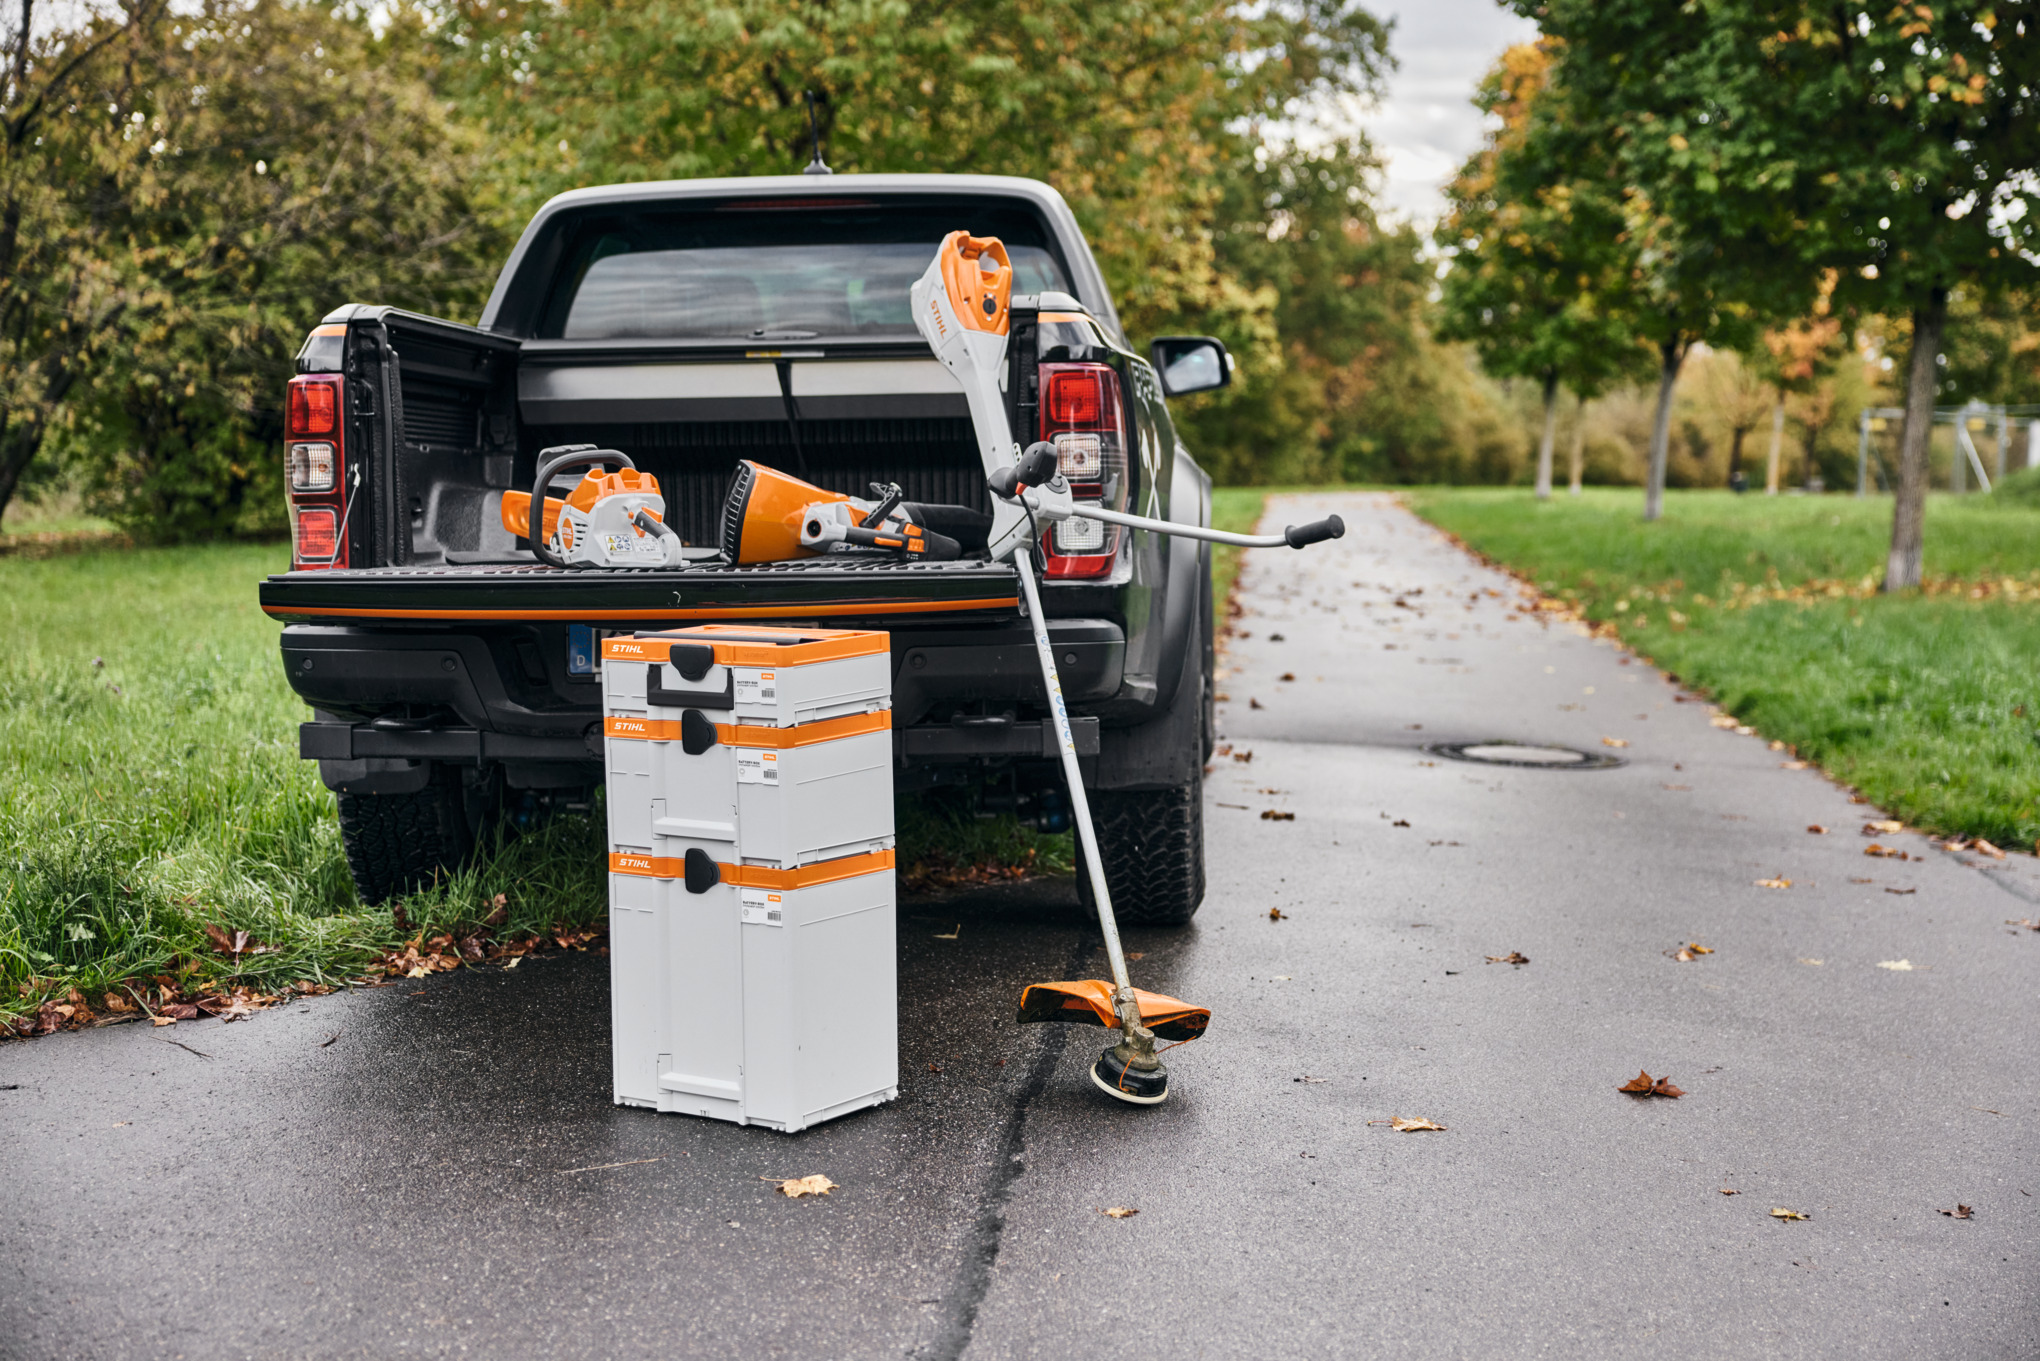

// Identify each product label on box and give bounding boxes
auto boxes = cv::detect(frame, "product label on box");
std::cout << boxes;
[735,750,780,785]
[740,889,784,927]
[734,670,777,706]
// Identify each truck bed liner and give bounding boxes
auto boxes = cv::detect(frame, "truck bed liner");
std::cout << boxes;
[260,557,1020,626]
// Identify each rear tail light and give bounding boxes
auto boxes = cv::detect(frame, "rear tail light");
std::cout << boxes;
[1038,362,1128,579]
[292,506,339,561]
[287,377,339,437]
[285,370,348,568]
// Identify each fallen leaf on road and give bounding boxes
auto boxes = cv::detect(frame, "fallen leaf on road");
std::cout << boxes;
[1214,692,1231,702]
[1292,1075,1328,1084]
[1807,825,1829,835]
[1231,750,1253,763]
[1973,839,2007,860]
[1673,942,1715,962]
[2009,919,2040,932]
[505,956,522,969]
[150,1015,179,1027]
[1755,876,1793,889]
[1781,760,1810,770]
[1602,736,1629,748]
[1484,952,1529,966]
[1102,1206,1139,1218]
[1389,1117,1447,1132]
[927,1062,943,1073]
[1710,715,1738,729]
[1279,672,1296,682]
[1938,1204,1974,1219]
[1770,1208,1809,1221]
[1392,818,1411,828]
[766,1175,838,1199]
[1268,908,1286,921]
[319,1033,339,1048]
[1618,1070,1685,1098]
[1268,633,1285,642]
[1249,698,1265,710]
[1720,1189,1739,1196]
[1260,809,1295,821]
[1877,959,1914,971]
[1863,819,1903,835]
[1798,958,1824,966]
[933,924,961,940]
[1863,843,1908,859]
[1885,887,1916,896]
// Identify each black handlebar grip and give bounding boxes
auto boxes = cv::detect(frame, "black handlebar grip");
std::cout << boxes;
[1284,515,1346,549]
[1017,441,1060,486]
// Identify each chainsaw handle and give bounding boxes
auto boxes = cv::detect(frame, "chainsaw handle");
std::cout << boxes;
[529,445,635,569]
[1284,515,1345,548]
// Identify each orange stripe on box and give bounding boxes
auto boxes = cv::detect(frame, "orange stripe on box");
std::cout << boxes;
[608,848,894,886]
[600,624,891,668]
[604,710,890,747]
[263,597,1018,623]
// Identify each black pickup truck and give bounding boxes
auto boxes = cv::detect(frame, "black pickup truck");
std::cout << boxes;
[262,173,1228,924]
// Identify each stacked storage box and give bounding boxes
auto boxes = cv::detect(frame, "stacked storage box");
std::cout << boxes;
[602,624,896,1133]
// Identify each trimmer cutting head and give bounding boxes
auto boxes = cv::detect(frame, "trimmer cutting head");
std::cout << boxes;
[1016,980,1206,1106]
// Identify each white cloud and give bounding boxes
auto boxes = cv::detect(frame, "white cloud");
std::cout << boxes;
[1338,0,1539,229]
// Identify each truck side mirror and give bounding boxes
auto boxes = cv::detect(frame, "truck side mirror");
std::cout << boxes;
[1148,336,1233,397]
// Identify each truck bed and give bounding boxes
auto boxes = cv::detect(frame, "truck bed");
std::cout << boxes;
[259,556,1021,627]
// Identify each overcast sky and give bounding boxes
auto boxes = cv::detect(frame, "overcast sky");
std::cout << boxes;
[1340,0,1539,229]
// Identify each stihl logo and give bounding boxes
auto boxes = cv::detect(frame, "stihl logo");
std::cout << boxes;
[611,718,649,733]
[927,298,948,338]
[614,854,652,871]
[607,641,658,659]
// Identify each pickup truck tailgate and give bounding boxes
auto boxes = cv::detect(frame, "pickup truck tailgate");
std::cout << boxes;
[260,558,1022,626]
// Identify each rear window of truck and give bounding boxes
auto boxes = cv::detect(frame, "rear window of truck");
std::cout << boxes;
[538,199,1071,341]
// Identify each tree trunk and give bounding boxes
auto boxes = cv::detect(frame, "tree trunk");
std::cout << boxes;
[1885,289,1948,591]
[0,409,45,532]
[1727,426,1747,485]
[1643,337,1685,522]
[1534,370,1557,500]
[1764,398,1784,493]
[1569,393,1586,496]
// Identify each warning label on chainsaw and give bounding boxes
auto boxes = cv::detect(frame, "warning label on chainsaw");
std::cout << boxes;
[735,750,780,785]
[734,670,777,706]
[740,889,784,927]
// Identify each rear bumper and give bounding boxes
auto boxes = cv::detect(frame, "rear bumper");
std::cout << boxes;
[284,615,1121,792]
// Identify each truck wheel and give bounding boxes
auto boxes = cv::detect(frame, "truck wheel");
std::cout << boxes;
[336,772,480,904]
[1075,777,1206,928]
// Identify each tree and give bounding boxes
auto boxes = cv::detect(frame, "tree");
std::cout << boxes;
[0,0,500,536]
[428,0,1390,354]
[1517,1,2040,582]
[1503,10,1820,522]
[0,0,169,529]
[1437,41,1646,500]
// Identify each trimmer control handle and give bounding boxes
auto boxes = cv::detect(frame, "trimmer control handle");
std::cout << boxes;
[1284,515,1346,548]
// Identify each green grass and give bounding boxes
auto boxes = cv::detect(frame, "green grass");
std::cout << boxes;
[0,541,1080,1028]
[1408,488,2040,849]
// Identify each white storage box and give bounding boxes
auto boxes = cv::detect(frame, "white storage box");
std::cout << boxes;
[604,710,894,870]
[607,850,897,1131]
[602,623,898,1133]
[603,624,890,728]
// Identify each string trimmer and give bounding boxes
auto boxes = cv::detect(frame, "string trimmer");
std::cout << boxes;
[910,231,1345,1104]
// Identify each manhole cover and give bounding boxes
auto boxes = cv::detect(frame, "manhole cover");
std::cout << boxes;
[1424,740,1623,770]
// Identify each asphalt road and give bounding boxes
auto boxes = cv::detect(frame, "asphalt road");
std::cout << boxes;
[6,493,2037,1359]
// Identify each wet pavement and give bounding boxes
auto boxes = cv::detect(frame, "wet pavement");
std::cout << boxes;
[6,493,2037,1359]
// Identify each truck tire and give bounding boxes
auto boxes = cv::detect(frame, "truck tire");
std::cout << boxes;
[336,772,480,904]
[1075,776,1206,927]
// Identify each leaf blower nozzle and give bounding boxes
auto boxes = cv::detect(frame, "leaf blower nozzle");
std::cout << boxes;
[1284,514,1345,548]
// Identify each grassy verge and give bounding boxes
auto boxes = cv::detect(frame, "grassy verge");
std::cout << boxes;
[1408,488,2040,849]
[0,540,1082,1034]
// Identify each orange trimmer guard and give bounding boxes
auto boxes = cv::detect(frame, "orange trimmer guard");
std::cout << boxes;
[1016,981,1209,1042]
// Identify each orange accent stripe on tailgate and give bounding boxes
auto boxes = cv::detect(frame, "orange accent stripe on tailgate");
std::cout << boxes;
[262,597,1017,623]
